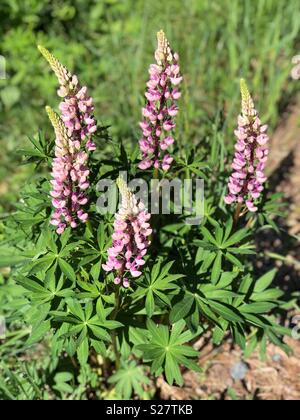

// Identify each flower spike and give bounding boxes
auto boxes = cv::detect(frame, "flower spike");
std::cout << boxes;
[224,79,269,212]
[40,45,97,233]
[138,30,182,171]
[102,179,152,288]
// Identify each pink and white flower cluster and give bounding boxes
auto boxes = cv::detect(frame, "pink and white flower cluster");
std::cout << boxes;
[102,179,152,288]
[39,46,97,234]
[50,149,90,233]
[138,30,182,171]
[224,79,269,212]
[59,84,97,153]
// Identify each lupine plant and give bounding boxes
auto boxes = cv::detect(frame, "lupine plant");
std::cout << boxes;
[1,31,292,400]
[138,30,182,172]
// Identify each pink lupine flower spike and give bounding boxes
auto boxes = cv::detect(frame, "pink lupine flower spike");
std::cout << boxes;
[39,46,97,233]
[102,179,152,288]
[224,79,269,213]
[138,30,182,172]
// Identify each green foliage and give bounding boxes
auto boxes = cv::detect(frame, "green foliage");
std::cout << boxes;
[108,361,151,400]
[137,320,201,386]
[0,114,294,398]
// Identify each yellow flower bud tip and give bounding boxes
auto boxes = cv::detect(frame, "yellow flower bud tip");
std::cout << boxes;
[155,29,172,65]
[240,78,250,100]
[45,105,56,122]
[37,45,47,56]
[240,78,255,117]
[38,45,56,66]
[45,106,69,141]
[38,45,71,86]
[156,29,165,41]
[116,178,132,206]
[117,177,129,195]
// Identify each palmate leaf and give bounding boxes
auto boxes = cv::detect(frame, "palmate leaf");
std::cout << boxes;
[132,261,183,317]
[48,297,123,365]
[137,320,200,386]
[108,361,150,400]
[16,270,74,304]
[195,223,253,281]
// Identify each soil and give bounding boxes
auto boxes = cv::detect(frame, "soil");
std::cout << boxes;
[158,337,300,400]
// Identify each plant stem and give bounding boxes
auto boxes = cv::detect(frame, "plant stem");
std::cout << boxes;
[151,166,161,251]
[111,332,120,370]
[233,202,243,227]
[245,216,254,229]
[110,287,121,370]
[86,219,93,234]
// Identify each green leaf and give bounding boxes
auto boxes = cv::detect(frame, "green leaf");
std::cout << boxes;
[224,252,243,269]
[193,240,217,251]
[251,289,283,301]
[91,339,106,356]
[137,320,200,386]
[232,324,246,349]
[151,260,161,282]
[254,269,277,293]
[212,325,225,345]
[217,271,238,288]
[88,325,111,342]
[66,299,85,321]
[91,262,101,282]
[223,217,233,242]
[108,361,150,400]
[165,352,183,386]
[26,320,51,346]
[170,293,194,323]
[197,298,221,325]
[77,337,89,366]
[58,258,76,282]
[211,251,222,284]
[208,301,244,323]
[239,302,277,314]
[244,314,272,328]
[60,228,72,250]
[145,290,155,317]
[222,228,250,248]
[132,262,181,312]
[54,372,74,383]
[96,298,106,321]
[201,226,218,246]
[244,334,258,358]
